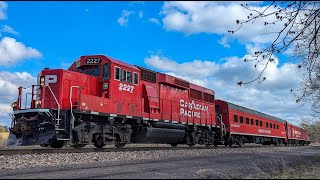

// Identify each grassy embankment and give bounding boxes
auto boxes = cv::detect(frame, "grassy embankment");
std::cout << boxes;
[0,126,9,148]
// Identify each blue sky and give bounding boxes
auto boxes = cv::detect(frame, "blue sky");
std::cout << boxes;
[1,1,247,75]
[0,1,312,126]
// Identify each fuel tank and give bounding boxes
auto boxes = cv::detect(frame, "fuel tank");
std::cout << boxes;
[134,124,186,144]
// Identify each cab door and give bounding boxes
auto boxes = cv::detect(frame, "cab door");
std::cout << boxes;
[101,63,110,98]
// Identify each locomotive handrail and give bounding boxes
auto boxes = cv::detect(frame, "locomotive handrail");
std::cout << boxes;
[70,86,81,144]
[25,93,32,109]
[47,85,61,121]
[216,113,226,136]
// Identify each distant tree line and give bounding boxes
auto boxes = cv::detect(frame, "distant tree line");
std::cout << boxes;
[301,117,320,143]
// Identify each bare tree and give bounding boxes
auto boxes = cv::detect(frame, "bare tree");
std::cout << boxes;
[230,1,320,115]
[300,117,320,142]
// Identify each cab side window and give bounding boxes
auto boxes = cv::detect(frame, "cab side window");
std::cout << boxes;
[127,71,133,83]
[134,73,139,85]
[120,69,127,81]
[115,67,120,80]
[114,66,138,84]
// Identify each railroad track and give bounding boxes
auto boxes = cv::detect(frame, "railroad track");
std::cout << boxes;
[0,144,302,155]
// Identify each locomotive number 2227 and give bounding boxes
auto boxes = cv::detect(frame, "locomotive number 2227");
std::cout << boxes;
[119,83,134,93]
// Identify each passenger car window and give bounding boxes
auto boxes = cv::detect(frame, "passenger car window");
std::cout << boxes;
[266,122,269,128]
[240,116,243,124]
[246,118,249,124]
[256,120,259,126]
[234,115,238,122]
[251,119,254,125]
[260,120,262,127]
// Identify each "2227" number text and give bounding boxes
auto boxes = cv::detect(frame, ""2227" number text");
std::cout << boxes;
[119,83,134,93]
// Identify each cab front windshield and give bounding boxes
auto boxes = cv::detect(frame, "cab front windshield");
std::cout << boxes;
[77,66,100,77]
[77,64,110,78]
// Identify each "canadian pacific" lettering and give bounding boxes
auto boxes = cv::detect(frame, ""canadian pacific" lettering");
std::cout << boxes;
[179,99,209,118]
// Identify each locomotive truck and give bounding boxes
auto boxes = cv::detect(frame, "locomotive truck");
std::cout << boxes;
[7,55,310,148]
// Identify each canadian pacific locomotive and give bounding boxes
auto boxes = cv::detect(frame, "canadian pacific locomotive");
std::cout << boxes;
[7,55,310,148]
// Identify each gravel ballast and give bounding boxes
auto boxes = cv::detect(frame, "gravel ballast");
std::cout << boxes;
[0,146,309,170]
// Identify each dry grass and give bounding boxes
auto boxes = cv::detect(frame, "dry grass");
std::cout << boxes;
[0,132,9,148]
[253,165,320,179]
[195,153,320,179]
[245,156,320,179]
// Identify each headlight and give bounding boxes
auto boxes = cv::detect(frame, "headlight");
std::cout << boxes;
[35,100,41,106]
[10,102,18,109]
[40,76,45,87]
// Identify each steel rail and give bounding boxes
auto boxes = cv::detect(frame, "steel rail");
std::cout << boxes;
[0,144,304,156]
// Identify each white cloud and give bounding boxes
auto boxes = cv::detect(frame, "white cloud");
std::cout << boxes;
[117,10,134,26]
[145,55,219,78]
[144,53,309,125]
[161,1,284,45]
[1,25,19,36]
[0,37,42,66]
[218,36,230,48]
[0,71,37,126]
[149,18,160,25]
[0,1,7,20]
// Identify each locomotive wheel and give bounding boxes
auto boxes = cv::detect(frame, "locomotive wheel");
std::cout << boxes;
[94,137,105,149]
[115,142,126,148]
[114,134,126,148]
[228,139,233,147]
[40,144,49,148]
[214,140,218,147]
[50,140,64,149]
[73,144,86,149]
[186,134,196,147]
[171,143,178,147]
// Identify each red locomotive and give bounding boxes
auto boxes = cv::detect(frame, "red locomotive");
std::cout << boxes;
[7,55,310,148]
